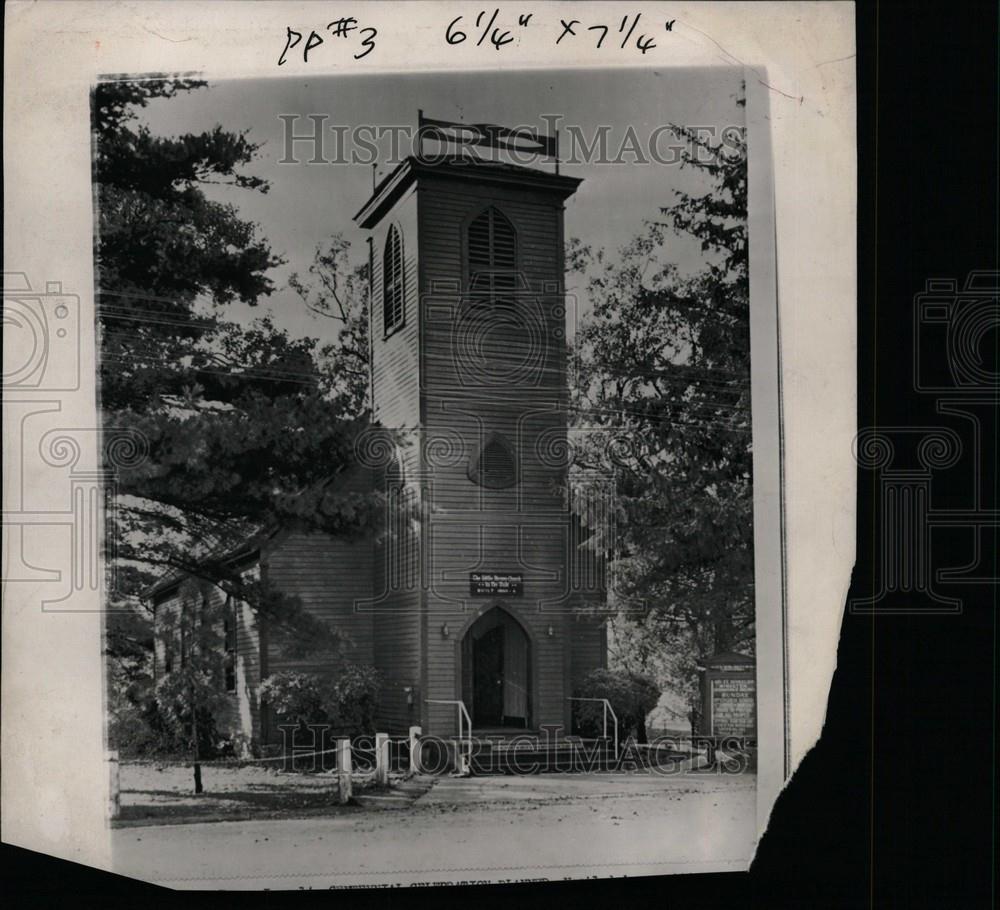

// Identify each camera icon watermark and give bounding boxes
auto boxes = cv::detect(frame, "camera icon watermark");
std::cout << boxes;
[850,271,1000,615]
[914,271,999,394]
[2,272,80,391]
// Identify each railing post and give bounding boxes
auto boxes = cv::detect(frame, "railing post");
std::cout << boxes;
[409,725,422,774]
[375,732,390,786]
[605,699,619,758]
[107,750,120,820]
[425,699,473,775]
[336,738,352,804]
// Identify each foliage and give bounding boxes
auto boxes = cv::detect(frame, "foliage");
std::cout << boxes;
[105,623,187,758]
[288,234,371,415]
[571,101,754,710]
[95,81,376,786]
[261,665,383,736]
[95,80,373,603]
[108,684,187,759]
[151,584,232,759]
[572,669,661,743]
[96,81,375,674]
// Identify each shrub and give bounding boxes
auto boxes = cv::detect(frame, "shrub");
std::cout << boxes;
[573,669,661,743]
[107,675,187,758]
[261,664,382,737]
[259,671,331,726]
[328,664,382,735]
[108,694,184,758]
[154,669,228,759]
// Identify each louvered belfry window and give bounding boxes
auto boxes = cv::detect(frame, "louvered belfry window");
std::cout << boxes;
[382,224,404,333]
[468,207,517,303]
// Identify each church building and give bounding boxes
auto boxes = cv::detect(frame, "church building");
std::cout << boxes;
[149,118,609,752]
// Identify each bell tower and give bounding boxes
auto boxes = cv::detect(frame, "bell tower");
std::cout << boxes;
[355,117,604,738]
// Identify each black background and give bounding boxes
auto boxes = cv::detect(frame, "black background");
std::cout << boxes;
[4,1,997,906]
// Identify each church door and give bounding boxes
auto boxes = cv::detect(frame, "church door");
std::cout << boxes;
[473,624,505,726]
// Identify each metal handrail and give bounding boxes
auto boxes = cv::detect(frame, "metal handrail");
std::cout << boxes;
[425,699,473,771]
[568,697,619,757]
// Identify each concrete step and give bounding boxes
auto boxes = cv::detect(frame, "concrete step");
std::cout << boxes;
[471,744,609,775]
[353,774,437,809]
[467,741,690,775]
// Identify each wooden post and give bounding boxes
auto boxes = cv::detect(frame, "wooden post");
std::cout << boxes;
[375,732,390,787]
[456,742,470,776]
[408,725,422,775]
[336,738,352,804]
[107,750,120,820]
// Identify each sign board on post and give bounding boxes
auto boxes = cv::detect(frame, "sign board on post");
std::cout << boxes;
[698,652,756,743]
[469,572,523,596]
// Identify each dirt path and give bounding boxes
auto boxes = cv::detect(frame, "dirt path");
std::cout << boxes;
[112,771,756,889]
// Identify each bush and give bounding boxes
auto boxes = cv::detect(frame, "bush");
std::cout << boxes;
[259,671,330,726]
[573,669,661,743]
[330,664,382,735]
[107,682,187,758]
[154,669,229,758]
[261,664,382,737]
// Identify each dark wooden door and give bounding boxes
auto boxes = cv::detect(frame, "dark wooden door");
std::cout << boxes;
[473,625,504,726]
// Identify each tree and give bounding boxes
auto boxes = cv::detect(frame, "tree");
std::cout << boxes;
[288,233,371,415]
[572,107,754,713]
[95,81,373,785]
[573,669,661,744]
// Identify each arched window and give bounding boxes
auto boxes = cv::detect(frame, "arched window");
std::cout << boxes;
[382,225,404,333]
[468,432,518,489]
[467,207,517,301]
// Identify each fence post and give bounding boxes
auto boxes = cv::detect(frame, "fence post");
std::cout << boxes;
[107,750,120,820]
[408,725,422,775]
[375,732,390,787]
[336,738,352,804]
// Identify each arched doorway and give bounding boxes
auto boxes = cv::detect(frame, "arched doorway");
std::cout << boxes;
[461,607,531,729]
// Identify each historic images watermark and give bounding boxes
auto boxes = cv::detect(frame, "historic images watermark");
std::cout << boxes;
[850,271,1000,614]
[276,723,752,776]
[277,115,746,168]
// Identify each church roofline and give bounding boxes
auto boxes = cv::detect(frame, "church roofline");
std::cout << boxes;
[353,155,583,229]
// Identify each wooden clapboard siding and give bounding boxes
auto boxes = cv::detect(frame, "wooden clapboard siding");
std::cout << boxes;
[259,464,374,669]
[151,577,259,750]
[418,179,568,404]
[415,175,578,735]
[370,186,420,432]
[368,184,425,735]
[258,475,378,743]
[367,448,423,734]
[571,613,608,685]
[262,530,375,675]
[200,582,243,740]
[352,157,600,738]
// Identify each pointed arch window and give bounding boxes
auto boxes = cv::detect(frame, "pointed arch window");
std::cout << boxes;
[382,224,405,334]
[467,207,517,302]
[468,432,518,490]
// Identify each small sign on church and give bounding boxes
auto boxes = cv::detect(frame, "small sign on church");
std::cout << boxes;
[469,572,523,596]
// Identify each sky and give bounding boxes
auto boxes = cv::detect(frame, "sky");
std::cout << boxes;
[138,66,745,342]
